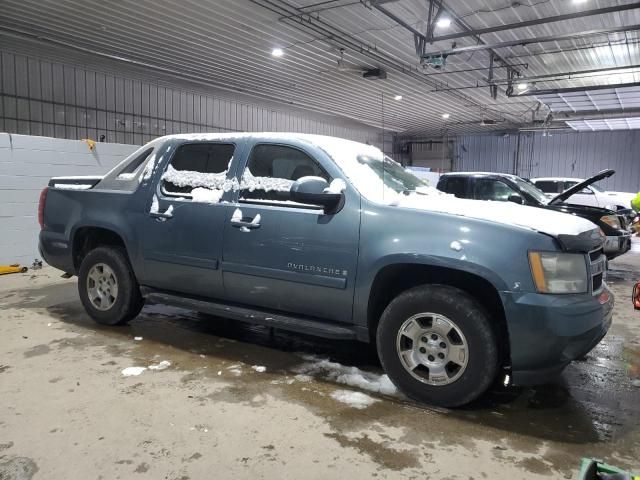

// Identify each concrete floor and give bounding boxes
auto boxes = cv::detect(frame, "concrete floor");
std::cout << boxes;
[1,253,639,480]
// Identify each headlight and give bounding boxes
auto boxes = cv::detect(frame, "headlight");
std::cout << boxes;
[528,252,588,294]
[600,214,621,229]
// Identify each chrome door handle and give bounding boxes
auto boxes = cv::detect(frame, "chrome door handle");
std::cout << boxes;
[149,211,173,219]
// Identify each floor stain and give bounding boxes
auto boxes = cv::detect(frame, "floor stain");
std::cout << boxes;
[23,344,51,358]
[324,433,421,470]
[134,462,150,473]
[0,456,39,480]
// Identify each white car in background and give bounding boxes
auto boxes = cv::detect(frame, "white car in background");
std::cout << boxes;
[531,170,635,211]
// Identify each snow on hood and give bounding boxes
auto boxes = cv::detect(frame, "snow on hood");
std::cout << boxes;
[395,192,597,237]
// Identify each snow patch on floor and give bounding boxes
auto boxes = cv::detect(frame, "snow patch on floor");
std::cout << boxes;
[331,389,379,409]
[122,367,146,377]
[294,355,398,396]
[148,360,171,371]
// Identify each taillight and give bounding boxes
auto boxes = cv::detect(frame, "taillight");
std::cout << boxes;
[38,187,48,229]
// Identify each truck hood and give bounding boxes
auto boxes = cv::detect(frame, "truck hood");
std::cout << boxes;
[394,192,601,240]
[548,169,615,205]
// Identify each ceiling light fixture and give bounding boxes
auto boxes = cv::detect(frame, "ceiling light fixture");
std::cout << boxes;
[394,95,403,101]
[271,48,284,57]
[517,82,529,91]
[572,0,588,4]
[436,17,452,28]
[442,113,450,119]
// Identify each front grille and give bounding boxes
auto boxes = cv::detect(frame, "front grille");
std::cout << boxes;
[588,247,606,294]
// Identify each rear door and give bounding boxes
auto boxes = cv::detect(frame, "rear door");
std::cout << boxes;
[138,141,240,298]
[220,141,360,323]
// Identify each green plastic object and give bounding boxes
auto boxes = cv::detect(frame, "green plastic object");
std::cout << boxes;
[578,458,639,480]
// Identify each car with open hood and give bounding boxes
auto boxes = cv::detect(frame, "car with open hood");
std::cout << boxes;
[531,170,635,213]
[437,171,632,260]
[39,133,613,407]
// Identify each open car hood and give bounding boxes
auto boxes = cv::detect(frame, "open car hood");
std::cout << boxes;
[548,169,615,205]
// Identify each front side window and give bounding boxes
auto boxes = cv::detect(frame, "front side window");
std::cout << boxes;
[161,143,235,196]
[240,144,330,204]
[473,178,516,202]
[443,177,468,198]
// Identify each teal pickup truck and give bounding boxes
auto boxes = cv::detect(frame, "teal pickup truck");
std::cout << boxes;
[39,133,613,407]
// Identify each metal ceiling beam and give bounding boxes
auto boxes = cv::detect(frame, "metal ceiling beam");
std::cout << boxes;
[509,82,640,97]
[551,108,640,121]
[254,0,524,124]
[422,24,640,57]
[429,3,640,42]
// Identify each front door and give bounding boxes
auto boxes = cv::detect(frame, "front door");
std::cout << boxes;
[221,142,360,323]
[139,142,238,298]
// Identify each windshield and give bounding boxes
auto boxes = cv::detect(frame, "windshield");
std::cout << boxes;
[590,183,604,192]
[512,177,550,204]
[356,155,429,193]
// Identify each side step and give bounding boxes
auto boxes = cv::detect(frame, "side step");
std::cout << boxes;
[143,290,358,340]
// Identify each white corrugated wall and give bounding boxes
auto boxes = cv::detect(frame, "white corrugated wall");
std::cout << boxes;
[454,131,640,193]
[0,48,381,146]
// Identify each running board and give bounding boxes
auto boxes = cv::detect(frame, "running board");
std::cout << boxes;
[143,290,358,340]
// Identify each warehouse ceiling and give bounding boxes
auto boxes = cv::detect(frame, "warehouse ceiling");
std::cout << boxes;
[1,0,640,136]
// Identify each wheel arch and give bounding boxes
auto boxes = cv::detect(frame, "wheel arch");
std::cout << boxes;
[366,262,511,368]
[71,225,132,272]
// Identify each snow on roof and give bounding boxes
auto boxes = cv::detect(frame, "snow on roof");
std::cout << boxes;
[531,177,584,182]
[158,132,376,158]
[443,172,521,180]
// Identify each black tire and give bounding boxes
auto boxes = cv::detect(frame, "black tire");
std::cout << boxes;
[78,247,144,325]
[376,285,499,408]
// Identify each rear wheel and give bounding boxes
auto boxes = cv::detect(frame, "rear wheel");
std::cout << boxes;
[377,285,499,408]
[78,247,144,325]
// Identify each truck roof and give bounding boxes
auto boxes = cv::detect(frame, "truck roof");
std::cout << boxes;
[442,171,522,181]
[531,177,584,182]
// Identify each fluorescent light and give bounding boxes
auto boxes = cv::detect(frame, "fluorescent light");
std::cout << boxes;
[394,95,403,101]
[517,82,528,91]
[442,113,450,119]
[271,48,284,57]
[567,117,640,131]
[436,17,452,28]
[573,0,588,3]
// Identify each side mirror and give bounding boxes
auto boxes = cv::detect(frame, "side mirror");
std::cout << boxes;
[633,282,640,310]
[290,176,343,212]
[508,193,524,205]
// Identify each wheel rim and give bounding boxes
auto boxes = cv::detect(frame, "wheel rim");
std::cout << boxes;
[395,312,469,386]
[86,263,119,311]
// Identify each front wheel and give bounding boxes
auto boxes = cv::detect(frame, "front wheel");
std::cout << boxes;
[78,247,144,325]
[376,285,499,408]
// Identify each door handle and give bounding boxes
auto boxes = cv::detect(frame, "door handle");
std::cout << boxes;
[149,211,173,220]
[230,219,261,229]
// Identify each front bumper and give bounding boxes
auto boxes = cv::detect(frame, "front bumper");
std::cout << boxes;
[501,285,614,386]
[603,232,631,257]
